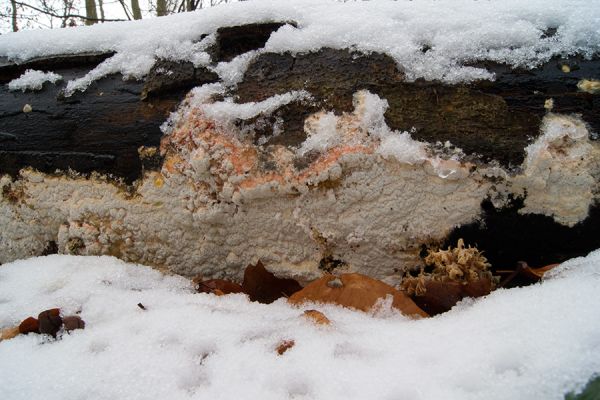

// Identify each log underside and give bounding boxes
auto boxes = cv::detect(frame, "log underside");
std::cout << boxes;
[1,22,599,282]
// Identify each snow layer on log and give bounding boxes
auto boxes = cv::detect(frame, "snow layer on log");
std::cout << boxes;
[2,0,600,92]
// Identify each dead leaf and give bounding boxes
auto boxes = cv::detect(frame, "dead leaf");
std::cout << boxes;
[276,339,295,355]
[38,308,63,337]
[63,316,85,332]
[521,262,561,280]
[242,261,302,304]
[0,326,20,341]
[302,309,331,325]
[498,261,561,287]
[289,274,428,318]
[18,317,39,334]
[409,278,493,316]
[196,279,244,296]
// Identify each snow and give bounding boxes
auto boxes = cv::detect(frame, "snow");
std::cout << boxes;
[2,0,599,95]
[1,252,600,400]
[202,90,312,124]
[8,69,62,92]
[297,90,464,177]
[298,90,429,163]
[514,113,598,226]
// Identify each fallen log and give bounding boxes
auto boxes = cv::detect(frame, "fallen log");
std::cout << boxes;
[1,5,599,284]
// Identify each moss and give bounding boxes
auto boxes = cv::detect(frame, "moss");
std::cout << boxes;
[565,376,600,400]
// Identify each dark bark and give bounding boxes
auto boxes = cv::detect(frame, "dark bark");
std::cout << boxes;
[236,49,600,168]
[213,22,291,62]
[0,53,218,183]
[141,59,219,100]
[445,199,600,273]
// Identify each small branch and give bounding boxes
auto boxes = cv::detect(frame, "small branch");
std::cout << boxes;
[116,0,132,20]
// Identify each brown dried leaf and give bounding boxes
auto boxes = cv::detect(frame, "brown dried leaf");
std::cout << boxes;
[0,326,20,341]
[63,316,85,332]
[410,278,493,316]
[242,261,302,304]
[276,339,296,355]
[289,274,428,318]
[302,309,331,325]
[38,308,63,337]
[18,317,39,334]
[196,279,244,296]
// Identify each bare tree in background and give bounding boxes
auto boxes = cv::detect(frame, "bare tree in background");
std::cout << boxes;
[156,0,167,16]
[97,0,104,21]
[84,0,98,25]
[3,0,103,31]
[1,0,234,32]
[10,0,18,31]
[131,0,142,19]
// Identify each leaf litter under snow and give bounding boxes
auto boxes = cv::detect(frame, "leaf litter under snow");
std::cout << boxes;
[0,251,599,400]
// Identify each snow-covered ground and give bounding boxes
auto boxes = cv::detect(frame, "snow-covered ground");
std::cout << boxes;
[1,252,599,400]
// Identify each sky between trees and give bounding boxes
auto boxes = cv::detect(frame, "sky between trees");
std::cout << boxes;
[1,0,238,33]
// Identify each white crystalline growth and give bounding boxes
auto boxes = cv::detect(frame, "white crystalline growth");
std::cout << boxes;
[8,69,62,92]
[160,85,312,138]
[1,252,600,400]
[1,0,599,93]
[202,90,312,125]
[298,90,435,166]
[515,113,599,226]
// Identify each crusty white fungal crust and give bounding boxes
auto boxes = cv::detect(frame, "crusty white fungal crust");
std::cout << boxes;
[1,91,599,284]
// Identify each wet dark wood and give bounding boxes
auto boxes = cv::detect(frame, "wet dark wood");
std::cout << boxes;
[0,52,114,83]
[236,49,600,167]
[0,22,294,183]
[445,200,600,274]
[0,61,184,183]
[214,22,291,62]
[141,59,218,100]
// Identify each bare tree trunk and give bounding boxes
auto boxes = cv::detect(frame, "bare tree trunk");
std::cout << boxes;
[85,0,98,25]
[98,0,105,21]
[10,0,18,32]
[61,0,70,27]
[156,0,167,16]
[131,0,142,19]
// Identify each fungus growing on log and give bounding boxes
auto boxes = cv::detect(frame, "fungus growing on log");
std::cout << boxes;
[1,4,599,286]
